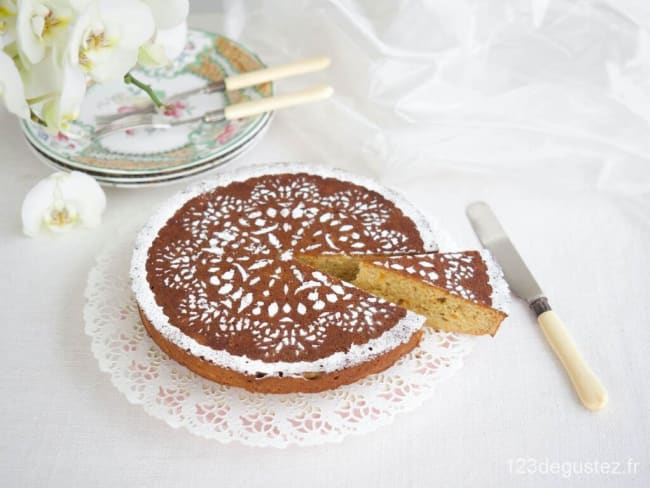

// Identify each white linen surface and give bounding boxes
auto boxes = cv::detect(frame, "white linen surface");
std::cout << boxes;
[1,3,649,487]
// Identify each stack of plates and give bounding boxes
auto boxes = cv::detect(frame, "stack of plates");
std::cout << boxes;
[22,30,273,188]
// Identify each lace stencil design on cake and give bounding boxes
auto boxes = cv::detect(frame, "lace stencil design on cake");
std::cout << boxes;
[146,173,428,363]
[369,251,495,305]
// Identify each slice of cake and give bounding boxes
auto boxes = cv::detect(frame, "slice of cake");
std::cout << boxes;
[297,251,507,336]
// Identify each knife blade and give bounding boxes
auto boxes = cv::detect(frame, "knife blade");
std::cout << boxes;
[466,201,608,411]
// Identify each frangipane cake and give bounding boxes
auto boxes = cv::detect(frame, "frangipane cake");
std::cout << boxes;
[131,164,439,393]
[131,164,506,394]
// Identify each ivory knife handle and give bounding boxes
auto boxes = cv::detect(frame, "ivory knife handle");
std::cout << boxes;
[225,56,331,91]
[538,310,608,411]
[224,84,333,120]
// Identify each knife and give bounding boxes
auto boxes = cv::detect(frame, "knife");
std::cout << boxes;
[466,201,608,411]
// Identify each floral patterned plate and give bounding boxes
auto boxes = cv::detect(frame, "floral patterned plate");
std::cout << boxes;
[27,115,271,188]
[21,29,273,176]
[29,117,268,188]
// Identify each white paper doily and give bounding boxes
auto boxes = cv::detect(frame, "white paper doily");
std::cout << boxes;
[84,223,508,447]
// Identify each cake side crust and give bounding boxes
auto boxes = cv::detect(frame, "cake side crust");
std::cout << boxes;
[139,307,423,394]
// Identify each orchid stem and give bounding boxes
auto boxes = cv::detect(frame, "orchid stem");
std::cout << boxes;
[123,73,168,109]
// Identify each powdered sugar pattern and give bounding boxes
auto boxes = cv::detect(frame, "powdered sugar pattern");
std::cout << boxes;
[478,250,509,313]
[370,251,499,305]
[131,164,440,377]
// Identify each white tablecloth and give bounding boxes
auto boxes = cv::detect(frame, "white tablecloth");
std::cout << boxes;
[1,4,649,487]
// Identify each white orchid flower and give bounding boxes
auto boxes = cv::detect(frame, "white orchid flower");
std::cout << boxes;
[67,0,155,82]
[3,0,188,128]
[16,0,73,64]
[21,0,156,129]
[22,171,106,236]
[0,49,30,117]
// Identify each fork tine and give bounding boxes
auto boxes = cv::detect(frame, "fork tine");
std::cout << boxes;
[95,107,155,125]
[93,113,164,139]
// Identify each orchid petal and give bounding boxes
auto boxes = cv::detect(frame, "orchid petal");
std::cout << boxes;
[22,175,59,236]
[42,61,86,129]
[0,0,18,46]
[22,171,106,237]
[16,0,44,63]
[0,49,29,118]
[137,41,167,67]
[58,171,106,228]
[87,47,137,82]
[20,48,61,99]
[99,0,155,49]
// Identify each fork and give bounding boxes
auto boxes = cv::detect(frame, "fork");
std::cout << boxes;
[92,84,333,139]
[95,56,331,125]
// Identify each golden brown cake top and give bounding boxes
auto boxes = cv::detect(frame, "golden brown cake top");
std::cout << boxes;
[131,164,438,377]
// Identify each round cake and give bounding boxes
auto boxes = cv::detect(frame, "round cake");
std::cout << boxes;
[130,163,438,393]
